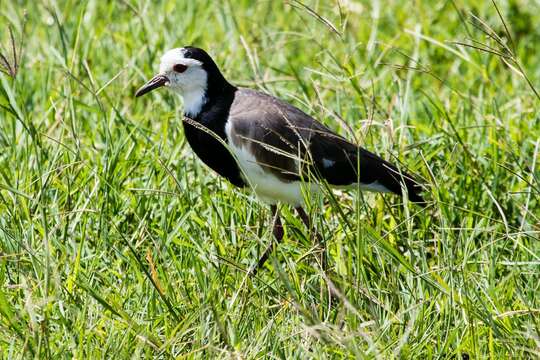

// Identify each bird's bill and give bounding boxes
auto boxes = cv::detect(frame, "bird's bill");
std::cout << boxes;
[135,74,169,97]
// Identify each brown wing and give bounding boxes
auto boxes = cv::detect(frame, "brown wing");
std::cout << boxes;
[228,88,424,202]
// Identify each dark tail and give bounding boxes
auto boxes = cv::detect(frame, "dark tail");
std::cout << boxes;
[358,148,426,206]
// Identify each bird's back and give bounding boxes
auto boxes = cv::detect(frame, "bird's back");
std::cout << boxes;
[227,88,424,203]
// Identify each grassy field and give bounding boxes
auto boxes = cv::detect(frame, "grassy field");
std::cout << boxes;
[1,0,539,358]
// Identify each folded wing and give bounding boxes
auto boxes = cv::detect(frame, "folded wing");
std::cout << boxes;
[228,89,424,203]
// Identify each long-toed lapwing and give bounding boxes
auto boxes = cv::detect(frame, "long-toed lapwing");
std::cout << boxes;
[136,46,425,274]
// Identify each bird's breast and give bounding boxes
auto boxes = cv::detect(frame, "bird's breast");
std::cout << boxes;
[182,118,245,187]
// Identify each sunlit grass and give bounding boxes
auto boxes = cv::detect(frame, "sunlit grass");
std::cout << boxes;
[0,0,538,358]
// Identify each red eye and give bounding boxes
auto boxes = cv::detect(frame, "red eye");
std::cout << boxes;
[173,64,187,73]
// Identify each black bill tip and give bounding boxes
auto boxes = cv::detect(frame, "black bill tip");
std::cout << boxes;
[135,74,169,97]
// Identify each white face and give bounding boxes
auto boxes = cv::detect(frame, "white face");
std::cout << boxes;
[135,47,210,116]
[159,48,208,94]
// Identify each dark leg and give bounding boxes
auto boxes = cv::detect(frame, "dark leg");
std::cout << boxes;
[296,207,338,307]
[295,207,311,231]
[249,205,283,276]
[295,207,327,269]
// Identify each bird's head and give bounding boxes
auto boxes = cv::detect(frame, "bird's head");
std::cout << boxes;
[135,47,228,116]
[135,47,210,97]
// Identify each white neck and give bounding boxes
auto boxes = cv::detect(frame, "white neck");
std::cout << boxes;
[182,86,207,117]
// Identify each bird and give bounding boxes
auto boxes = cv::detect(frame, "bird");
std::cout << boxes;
[135,46,425,274]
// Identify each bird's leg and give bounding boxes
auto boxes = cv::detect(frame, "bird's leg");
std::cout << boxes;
[295,207,327,270]
[249,205,283,276]
[296,207,338,307]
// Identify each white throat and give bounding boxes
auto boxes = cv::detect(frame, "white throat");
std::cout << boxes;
[182,87,207,117]
[159,48,210,117]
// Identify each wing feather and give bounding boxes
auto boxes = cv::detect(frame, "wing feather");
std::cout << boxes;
[228,88,424,203]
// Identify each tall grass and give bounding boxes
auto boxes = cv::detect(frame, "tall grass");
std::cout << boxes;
[0,0,538,358]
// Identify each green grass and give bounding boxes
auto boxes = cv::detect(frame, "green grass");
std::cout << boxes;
[1,0,539,358]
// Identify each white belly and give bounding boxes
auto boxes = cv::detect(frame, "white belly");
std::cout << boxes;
[231,143,315,206]
[224,123,316,206]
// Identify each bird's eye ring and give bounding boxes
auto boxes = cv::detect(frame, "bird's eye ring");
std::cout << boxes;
[173,64,187,73]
